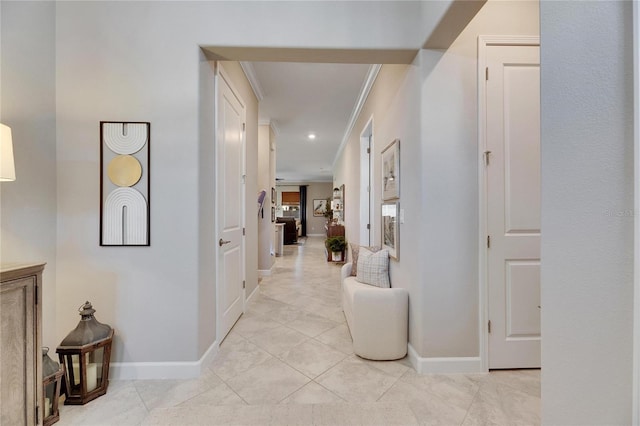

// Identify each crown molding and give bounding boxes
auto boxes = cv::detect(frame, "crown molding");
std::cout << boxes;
[240,61,264,102]
[333,64,382,168]
[258,119,280,137]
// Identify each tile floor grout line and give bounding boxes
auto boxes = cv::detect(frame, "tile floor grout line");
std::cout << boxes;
[374,367,408,403]
[459,382,483,425]
[311,379,348,403]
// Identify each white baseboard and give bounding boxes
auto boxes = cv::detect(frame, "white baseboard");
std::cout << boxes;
[408,343,485,374]
[246,284,259,304]
[110,340,219,380]
[306,233,325,237]
[258,268,272,277]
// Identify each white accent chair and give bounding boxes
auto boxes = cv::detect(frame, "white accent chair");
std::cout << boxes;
[341,263,409,360]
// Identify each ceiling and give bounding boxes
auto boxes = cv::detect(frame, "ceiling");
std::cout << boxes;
[247,61,373,182]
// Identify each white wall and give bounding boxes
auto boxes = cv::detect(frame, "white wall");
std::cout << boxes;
[334,63,423,352]
[52,0,429,369]
[0,1,58,351]
[335,0,539,362]
[418,0,538,358]
[540,1,634,423]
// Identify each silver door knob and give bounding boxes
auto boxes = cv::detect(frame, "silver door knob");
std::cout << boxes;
[219,239,231,247]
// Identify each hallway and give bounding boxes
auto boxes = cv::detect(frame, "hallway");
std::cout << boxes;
[59,237,540,425]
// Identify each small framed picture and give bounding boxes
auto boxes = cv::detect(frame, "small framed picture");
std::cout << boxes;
[271,206,276,222]
[313,199,327,217]
[382,202,399,260]
[271,187,276,204]
[382,139,400,201]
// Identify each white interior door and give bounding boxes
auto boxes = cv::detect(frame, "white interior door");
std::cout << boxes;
[217,68,246,342]
[486,42,541,369]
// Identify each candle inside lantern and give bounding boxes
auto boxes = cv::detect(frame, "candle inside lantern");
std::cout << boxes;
[86,363,98,392]
[72,364,80,386]
[44,397,51,418]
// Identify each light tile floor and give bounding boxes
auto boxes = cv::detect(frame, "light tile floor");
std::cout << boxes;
[58,236,540,425]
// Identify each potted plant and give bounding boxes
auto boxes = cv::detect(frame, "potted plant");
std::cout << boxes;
[325,236,346,262]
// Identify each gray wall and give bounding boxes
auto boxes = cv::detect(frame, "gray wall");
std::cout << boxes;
[303,182,333,236]
[540,1,634,423]
[0,1,58,350]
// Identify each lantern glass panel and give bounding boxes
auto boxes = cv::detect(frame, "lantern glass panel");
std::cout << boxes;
[66,354,81,395]
[44,382,54,418]
[85,348,104,392]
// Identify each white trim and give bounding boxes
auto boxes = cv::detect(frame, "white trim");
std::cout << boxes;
[258,268,273,277]
[258,119,280,137]
[633,3,640,423]
[246,282,260,305]
[110,340,219,380]
[408,344,484,375]
[239,61,264,101]
[306,233,325,237]
[477,35,540,373]
[333,64,382,168]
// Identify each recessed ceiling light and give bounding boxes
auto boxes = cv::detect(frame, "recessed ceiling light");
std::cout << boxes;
[308,133,316,140]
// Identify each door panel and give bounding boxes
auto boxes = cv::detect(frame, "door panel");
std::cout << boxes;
[505,261,541,337]
[486,43,541,369]
[504,65,541,234]
[217,70,245,342]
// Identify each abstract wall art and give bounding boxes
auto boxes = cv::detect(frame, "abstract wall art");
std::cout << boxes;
[100,122,150,246]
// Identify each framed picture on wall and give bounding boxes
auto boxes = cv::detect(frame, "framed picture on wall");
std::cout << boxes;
[271,187,276,204]
[313,199,327,217]
[382,139,400,201]
[271,206,276,222]
[340,184,345,221]
[382,202,399,260]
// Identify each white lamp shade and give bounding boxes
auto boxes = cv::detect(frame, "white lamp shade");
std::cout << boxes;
[0,124,16,181]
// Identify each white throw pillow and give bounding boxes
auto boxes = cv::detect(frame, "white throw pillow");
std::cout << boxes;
[356,248,390,288]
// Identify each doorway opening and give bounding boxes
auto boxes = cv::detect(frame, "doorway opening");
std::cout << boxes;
[359,116,373,246]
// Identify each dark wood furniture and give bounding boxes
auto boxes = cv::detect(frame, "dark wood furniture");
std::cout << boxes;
[277,217,298,244]
[325,224,345,262]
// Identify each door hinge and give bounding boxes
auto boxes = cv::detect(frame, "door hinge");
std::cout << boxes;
[243,228,245,236]
[484,150,491,166]
[487,235,491,248]
[242,175,246,184]
[485,67,489,81]
[35,285,38,305]
[366,224,370,230]
[36,406,39,424]
[367,147,370,154]
[242,123,246,132]
[243,280,246,289]
[488,320,492,333]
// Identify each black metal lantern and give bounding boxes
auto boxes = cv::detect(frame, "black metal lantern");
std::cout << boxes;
[42,347,64,425]
[56,301,114,405]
